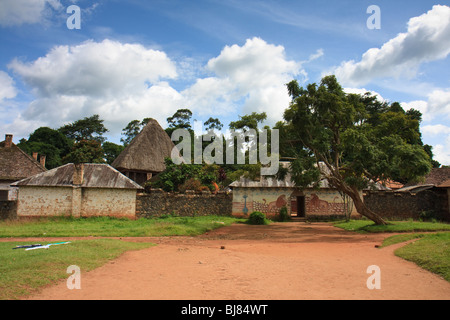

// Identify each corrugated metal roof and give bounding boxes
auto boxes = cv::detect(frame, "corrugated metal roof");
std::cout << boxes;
[229,161,387,190]
[395,184,434,193]
[11,163,143,189]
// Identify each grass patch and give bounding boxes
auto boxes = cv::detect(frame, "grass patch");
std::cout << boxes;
[0,215,242,238]
[393,232,450,282]
[334,219,450,234]
[0,239,154,300]
[379,233,425,248]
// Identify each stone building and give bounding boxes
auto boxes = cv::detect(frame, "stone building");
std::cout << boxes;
[0,134,47,200]
[12,163,143,218]
[112,118,176,185]
[229,162,370,220]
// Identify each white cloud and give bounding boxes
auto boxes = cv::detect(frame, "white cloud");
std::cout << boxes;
[0,0,63,27]
[0,71,17,102]
[421,124,450,136]
[6,37,303,139]
[432,134,450,166]
[344,87,385,102]
[186,37,302,123]
[8,39,181,135]
[402,88,450,122]
[331,5,450,86]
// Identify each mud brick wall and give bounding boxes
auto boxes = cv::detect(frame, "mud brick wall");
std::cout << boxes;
[136,189,232,218]
[0,200,17,220]
[364,189,449,221]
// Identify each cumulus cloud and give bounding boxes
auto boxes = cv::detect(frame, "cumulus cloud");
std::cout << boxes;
[343,87,385,102]
[8,39,181,135]
[0,71,17,102]
[433,135,450,166]
[0,0,63,27]
[402,88,450,122]
[331,5,450,86]
[185,37,302,123]
[7,37,305,138]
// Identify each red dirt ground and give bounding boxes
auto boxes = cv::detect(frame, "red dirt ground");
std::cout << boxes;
[17,222,450,300]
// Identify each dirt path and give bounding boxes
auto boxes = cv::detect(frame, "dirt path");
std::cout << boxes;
[22,222,450,300]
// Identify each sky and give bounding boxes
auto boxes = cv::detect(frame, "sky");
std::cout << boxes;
[0,0,449,165]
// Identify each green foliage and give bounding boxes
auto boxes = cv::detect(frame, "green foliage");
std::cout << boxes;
[62,139,106,164]
[151,158,219,192]
[281,75,434,224]
[120,118,151,146]
[17,127,73,169]
[165,108,193,137]
[58,114,108,143]
[102,141,124,164]
[247,211,267,225]
[229,112,267,131]
[278,206,291,222]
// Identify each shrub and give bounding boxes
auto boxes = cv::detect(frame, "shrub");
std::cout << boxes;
[178,178,202,193]
[248,211,267,225]
[278,206,290,222]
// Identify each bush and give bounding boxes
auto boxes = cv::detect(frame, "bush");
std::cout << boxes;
[278,206,291,222]
[248,211,267,225]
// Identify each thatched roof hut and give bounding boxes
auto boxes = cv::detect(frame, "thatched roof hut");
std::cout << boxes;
[112,118,175,184]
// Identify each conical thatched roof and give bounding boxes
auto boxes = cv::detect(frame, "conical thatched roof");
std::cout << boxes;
[112,118,175,173]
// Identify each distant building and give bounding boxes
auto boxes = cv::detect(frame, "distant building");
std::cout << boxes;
[112,118,176,185]
[229,162,385,219]
[0,134,46,200]
[12,163,143,218]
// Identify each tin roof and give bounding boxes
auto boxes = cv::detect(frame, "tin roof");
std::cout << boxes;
[12,163,143,190]
[229,161,386,190]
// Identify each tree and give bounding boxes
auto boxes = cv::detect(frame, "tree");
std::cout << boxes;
[165,108,193,137]
[102,141,124,164]
[17,127,73,169]
[204,117,223,131]
[120,118,151,146]
[282,75,432,225]
[58,114,108,143]
[62,140,105,164]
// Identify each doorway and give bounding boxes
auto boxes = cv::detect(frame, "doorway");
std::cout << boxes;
[296,196,306,217]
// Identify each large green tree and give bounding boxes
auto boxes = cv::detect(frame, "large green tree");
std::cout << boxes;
[17,127,73,169]
[58,114,108,143]
[281,75,432,225]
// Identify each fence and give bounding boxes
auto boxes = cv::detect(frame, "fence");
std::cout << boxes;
[136,188,233,218]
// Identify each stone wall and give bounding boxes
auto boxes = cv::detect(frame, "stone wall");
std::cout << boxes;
[364,188,449,222]
[16,186,73,217]
[136,189,232,218]
[15,186,138,218]
[0,200,17,220]
[81,188,137,218]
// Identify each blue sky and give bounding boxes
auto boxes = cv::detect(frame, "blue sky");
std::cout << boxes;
[0,0,449,165]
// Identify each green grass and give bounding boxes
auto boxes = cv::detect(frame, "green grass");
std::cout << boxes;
[335,220,450,282]
[0,239,154,300]
[334,219,450,234]
[0,215,242,238]
[0,215,243,300]
[387,233,450,282]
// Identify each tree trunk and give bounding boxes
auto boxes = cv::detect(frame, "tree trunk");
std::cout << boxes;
[346,188,388,225]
